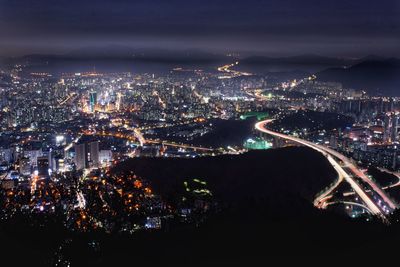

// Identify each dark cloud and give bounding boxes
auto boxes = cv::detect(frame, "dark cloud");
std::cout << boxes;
[0,0,399,56]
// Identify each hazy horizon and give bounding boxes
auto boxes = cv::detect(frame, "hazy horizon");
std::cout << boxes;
[0,0,399,58]
[1,45,399,60]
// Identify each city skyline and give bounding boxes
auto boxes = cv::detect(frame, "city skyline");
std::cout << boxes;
[0,1,400,266]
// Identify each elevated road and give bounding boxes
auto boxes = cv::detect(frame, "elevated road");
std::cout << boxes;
[146,139,215,152]
[255,119,397,218]
[326,201,374,215]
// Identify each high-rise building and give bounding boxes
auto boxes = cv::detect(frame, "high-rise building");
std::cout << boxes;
[0,147,12,163]
[88,141,100,168]
[99,149,113,166]
[391,114,398,142]
[329,135,338,149]
[37,156,50,178]
[54,156,65,173]
[74,141,101,170]
[89,91,97,113]
[24,149,43,166]
[116,92,123,110]
[384,115,391,142]
[19,157,31,176]
[47,148,56,171]
[74,143,86,170]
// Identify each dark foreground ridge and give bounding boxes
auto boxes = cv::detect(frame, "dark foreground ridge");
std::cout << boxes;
[1,147,399,266]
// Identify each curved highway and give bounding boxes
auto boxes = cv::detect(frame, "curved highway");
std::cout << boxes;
[255,119,397,219]
[326,201,374,215]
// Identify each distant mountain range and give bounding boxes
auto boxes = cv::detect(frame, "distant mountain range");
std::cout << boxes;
[67,46,227,62]
[233,54,400,95]
[3,48,362,67]
[316,58,400,96]
[2,47,229,75]
[16,46,227,64]
[234,54,359,75]
[2,47,399,96]
[240,54,356,67]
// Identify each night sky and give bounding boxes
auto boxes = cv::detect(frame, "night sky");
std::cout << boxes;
[0,0,399,57]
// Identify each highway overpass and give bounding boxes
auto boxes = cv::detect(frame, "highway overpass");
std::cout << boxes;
[255,119,397,219]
